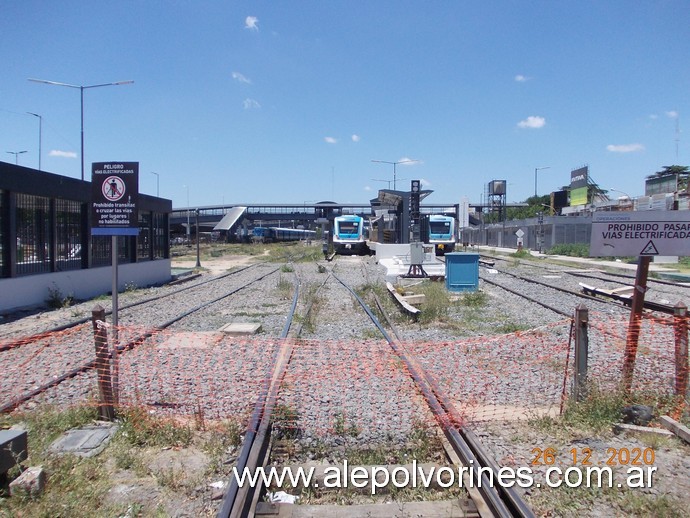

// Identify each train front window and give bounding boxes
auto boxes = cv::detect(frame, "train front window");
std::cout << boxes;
[338,222,358,234]
[429,221,450,234]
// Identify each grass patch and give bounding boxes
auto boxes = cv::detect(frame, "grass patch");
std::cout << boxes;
[276,274,294,300]
[118,406,193,448]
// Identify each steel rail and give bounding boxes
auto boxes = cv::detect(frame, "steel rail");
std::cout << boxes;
[332,273,535,518]
[218,272,301,518]
[483,253,690,289]
[479,276,572,318]
[0,263,266,352]
[1,266,281,414]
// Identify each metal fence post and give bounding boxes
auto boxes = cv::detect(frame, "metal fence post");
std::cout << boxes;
[674,302,689,398]
[574,305,589,402]
[92,305,115,421]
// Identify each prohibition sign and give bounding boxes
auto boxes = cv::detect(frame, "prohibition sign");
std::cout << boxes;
[102,176,126,201]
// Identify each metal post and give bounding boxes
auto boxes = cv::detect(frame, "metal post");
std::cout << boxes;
[622,256,651,392]
[195,208,201,267]
[674,302,688,398]
[92,305,115,420]
[110,236,120,404]
[573,305,589,401]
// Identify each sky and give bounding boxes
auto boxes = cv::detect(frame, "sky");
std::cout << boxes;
[1,1,689,209]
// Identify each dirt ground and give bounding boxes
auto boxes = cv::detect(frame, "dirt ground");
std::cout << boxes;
[171,254,261,275]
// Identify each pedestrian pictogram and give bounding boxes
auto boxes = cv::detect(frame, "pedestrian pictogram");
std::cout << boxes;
[640,240,659,255]
[102,176,126,201]
[91,162,139,236]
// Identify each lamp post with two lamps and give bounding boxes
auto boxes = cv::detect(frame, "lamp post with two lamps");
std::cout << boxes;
[151,172,160,197]
[371,159,419,190]
[28,78,134,181]
[6,151,27,165]
[370,178,407,189]
[27,112,42,170]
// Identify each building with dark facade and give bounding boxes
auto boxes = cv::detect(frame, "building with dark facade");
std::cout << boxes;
[0,161,171,312]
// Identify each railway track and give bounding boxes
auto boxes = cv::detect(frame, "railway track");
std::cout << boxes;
[474,254,685,317]
[218,257,535,517]
[0,263,283,413]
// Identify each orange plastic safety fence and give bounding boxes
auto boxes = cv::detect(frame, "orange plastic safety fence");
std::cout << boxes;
[4,311,687,437]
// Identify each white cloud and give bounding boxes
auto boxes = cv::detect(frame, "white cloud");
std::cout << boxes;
[243,98,261,110]
[666,111,679,119]
[49,150,77,158]
[232,72,252,84]
[245,16,259,31]
[398,157,421,165]
[420,178,431,187]
[649,114,659,120]
[364,185,372,191]
[517,116,546,129]
[324,137,338,144]
[351,134,360,142]
[515,74,529,82]
[606,143,645,153]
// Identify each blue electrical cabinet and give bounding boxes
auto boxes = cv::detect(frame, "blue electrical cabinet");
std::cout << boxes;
[445,252,479,292]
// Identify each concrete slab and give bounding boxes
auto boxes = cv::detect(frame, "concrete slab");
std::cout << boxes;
[157,331,219,349]
[218,323,262,335]
[1,429,27,474]
[378,257,446,283]
[49,422,119,458]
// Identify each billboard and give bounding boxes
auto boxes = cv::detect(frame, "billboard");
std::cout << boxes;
[91,162,139,236]
[569,166,589,206]
[645,175,677,196]
[570,166,588,189]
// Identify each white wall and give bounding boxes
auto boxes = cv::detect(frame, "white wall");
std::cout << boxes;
[0,260,171,313]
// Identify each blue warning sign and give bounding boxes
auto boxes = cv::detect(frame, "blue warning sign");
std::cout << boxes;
[91,162,139,236]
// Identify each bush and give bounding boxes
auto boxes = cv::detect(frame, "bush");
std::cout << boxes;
[547,243,590,257]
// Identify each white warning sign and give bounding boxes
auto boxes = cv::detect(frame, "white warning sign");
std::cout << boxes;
[590,211,690,257]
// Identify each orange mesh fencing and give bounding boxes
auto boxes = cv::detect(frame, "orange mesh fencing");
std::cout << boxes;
[3,309,687,436]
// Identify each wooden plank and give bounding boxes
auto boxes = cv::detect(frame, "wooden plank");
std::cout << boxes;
[275,500,477,517]
[659,416,690,444]
[440,436,493,518]
[274,462,448,493]
[386,282,421,317]
[613,423,674,437]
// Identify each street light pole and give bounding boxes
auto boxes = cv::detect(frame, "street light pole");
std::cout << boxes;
[151,171,160,197]
[534,166,551,197]
[6,151,27,165]
[27,112,42,170]
[28,78,134,181]
[184,185,191,245]
[371,159,419,190]
[608,188,632,199]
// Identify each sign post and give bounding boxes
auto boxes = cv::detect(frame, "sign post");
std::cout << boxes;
[91,162,139,402]
[590,211,690,391]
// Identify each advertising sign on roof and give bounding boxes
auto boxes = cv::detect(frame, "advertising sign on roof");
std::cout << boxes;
[590,211,690,257]
[91,162,139,236]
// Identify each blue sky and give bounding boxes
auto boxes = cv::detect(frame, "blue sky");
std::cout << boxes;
[1,1,688,208]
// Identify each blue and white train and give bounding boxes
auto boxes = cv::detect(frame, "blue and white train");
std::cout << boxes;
[333,215,369,255]
[251,226,316,243]
[423,214,456,255]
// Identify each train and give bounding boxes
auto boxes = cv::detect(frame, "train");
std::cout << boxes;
[422,214,456,255]
[333,215,370,255]
[251,226,316,243]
